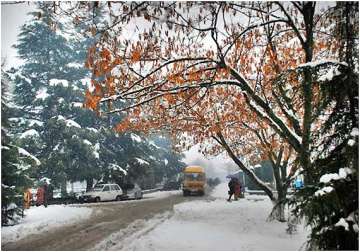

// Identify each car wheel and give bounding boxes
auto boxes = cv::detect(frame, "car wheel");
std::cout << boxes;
[95,197,100,202]
[116,195,122,201]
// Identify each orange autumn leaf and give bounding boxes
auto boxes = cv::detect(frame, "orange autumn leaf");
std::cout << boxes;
[131,49,141,63]
[113,57,123,65]
[84,90,101,111]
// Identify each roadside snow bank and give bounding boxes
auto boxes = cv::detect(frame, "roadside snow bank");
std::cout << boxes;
[143,190,181,199]
[97,183,309,250]
[1,205,92,244]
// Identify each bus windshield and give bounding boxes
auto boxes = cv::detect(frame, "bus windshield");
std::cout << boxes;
[184,173,205,181]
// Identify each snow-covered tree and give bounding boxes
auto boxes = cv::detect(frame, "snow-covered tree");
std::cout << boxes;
[1,67,39,226]
[45,2,358,248]
[10,4,104,194]
[10,3,186,194]
[289,2,358,249]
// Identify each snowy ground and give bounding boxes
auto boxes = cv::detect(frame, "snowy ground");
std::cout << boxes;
[1,185,310,250]
[143,189,181,199]
[95,183,310,251]
[1,190,181,245]
[1,205,92,244]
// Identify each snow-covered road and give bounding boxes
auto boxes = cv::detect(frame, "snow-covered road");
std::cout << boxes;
[1,184,309,250]
[1,205,92,244]
[1,190,187,250]
[95,183,310,251]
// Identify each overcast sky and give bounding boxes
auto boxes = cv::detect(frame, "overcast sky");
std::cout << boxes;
[1,2,35,69]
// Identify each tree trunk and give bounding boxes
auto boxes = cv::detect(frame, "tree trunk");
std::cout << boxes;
[300,2,316,184]
[215,131,275,201]
[268,198,286,222]
[60,178,67,197]
[86,177,93,191]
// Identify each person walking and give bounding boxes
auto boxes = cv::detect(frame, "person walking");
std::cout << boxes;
[36,186,44,206]
[23,188,32,209]
[234,179,241,201]
[43,183,48,208]
[227,177,236,202]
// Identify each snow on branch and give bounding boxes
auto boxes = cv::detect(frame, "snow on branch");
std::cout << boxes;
[298,60,348,69]
[228,65,302,152]
[17,147,41,166]
[298,60,349,84]
[109,163,128,175]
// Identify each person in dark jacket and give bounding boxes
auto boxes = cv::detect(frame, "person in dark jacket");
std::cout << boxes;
[234,179,241,201]
[43,183,48,208]
[227,178,236,202]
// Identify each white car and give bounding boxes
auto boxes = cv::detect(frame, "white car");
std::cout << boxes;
[124,183,143,200]
[79,183,124,202]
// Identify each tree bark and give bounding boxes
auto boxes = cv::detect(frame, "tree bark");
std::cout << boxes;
[300,2,316,184]
[215,131,275,201]
[86,177,93,191]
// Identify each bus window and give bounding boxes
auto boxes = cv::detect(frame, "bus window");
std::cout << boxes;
[184,173,204,181]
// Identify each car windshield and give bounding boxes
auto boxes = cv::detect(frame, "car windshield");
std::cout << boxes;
[184,173,204,181]
[92,185,104,191]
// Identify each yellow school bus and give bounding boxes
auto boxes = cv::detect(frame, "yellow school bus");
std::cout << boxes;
[182,166,206,196]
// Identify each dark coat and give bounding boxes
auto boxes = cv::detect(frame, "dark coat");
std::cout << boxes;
[228,179,236,193]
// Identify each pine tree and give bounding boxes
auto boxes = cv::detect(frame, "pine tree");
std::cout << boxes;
[11,5,103,194]
[289,3,359,249]
[11,4,186,195]
[1,68,38,226]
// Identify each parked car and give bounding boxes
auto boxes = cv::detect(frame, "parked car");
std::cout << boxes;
[161,181,181,191]
[79,183,124,203]
[122,183,143,200]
